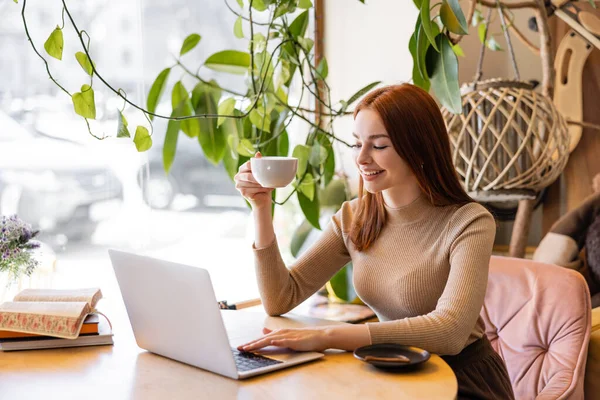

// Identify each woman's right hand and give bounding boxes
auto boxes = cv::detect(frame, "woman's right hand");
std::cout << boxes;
[234,152,273,210]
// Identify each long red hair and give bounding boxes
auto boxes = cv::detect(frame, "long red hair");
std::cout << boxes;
[349,84,473,251]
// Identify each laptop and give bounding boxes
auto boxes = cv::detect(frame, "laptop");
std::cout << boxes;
[108,249,324,379]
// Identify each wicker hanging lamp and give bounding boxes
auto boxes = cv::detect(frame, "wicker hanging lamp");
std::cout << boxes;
[441,0,570,257]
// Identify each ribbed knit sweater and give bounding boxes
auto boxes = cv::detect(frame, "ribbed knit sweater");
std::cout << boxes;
[253,195,496,355]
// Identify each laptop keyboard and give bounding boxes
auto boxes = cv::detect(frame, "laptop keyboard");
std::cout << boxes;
[231,348,283,372]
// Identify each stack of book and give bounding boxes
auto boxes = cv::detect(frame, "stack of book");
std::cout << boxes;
[0,288,113,351]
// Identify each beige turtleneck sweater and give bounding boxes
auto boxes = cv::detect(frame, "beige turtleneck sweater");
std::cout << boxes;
[253,195,496,355]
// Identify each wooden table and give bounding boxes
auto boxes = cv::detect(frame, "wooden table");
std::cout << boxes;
[0,302,457,400]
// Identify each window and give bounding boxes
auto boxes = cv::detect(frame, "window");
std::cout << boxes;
[0,0,304,304]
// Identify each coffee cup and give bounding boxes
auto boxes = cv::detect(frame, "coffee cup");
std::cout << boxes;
[250,156,298,188]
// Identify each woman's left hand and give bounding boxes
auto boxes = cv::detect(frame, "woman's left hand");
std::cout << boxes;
[237,327,332,352]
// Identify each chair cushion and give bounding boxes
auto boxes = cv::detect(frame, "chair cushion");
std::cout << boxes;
[482,256,592,399]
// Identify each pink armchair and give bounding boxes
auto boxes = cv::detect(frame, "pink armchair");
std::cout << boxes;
[481,256,592,399]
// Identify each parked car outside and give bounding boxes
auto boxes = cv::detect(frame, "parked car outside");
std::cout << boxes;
[0,110,123,241]
[138,115,247,212]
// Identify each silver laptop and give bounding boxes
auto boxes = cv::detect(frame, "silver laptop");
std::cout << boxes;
[108,249,324,379]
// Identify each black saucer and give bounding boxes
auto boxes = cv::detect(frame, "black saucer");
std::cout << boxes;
[354,343,430,370]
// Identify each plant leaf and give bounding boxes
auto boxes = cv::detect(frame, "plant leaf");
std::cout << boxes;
[420,0,439,51]
[172,81,199,139]
[72,84,96,119]
[180,33,201,56]
[290,220,313,257]
[44,27,63,60]
[133,126,152,152]
[217,98,236,127]
[298,181,320,230]
[289,10,309,38]
[237,138,255,157]
[416,20,429,80]
[345,81,381,107]
[249,108,271,133]
[440,0,468,35]
[309,141,328,167]
[486,36,503,51]
[452,43,465,57]
[472,9,483,26]
[410,29,430,91]
[292,144,311,178]
[147,68,171,121]
[234,16,244,39]
[427,35,462,114]
[163,116,180,174]
[252,0,267,11]
[297,173,315,201]
[193,83,225,164]
[236,0,243,7]
[204,50,251,75]
[298,0,313,8]
[316,57,328,79]
[478,23,487,43]
[75,52,94,76]
[116,110,130,138]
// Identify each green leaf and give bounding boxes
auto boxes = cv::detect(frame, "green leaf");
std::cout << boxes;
[345,81,381,107]
[292,144,311,178]
[234,16,244,39]
[410,30,430,91]
[278,129,289,156]
[44,27,63,60]
[133,126,152,152]
[172,81,199,139]
[249,108,271,133]
[163,117,180,174]
[193,83,225,164]
[478,23,487,43]
[204,50,251,75]
[116,110,130,138]
[237,138,255,157]
[236,0,243,7]
[309,141,328,167]
[72,84,96,119]
[486,36,503,51]
[420,0,439,51]
[413,0,422,8]
[252,0,268,11]
[217,98,236,127]
[297,173,315,201]
[316,57,328,79]
[180,33,201,56]
[147,68,171,121]
[75,52,94,76]
[298,182,320,230]
[416,20,430,80]
[452,43,465,57]
[321,179,347,209]
[440,0,468,35]
[588,0,596,9]
[298,0,313,8]
[289,10,309,38]
[252,33,267,53]
[472,9,483,26]
[290,220,313,257]
[297,37,314,53]
[427,35,462,114]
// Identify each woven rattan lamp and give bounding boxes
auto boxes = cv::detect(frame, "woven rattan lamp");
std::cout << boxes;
[443,0,570,257]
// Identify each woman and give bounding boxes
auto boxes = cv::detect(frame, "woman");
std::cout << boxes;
[234,84,514,399]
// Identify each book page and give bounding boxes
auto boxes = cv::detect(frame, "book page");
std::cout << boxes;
[13,288,102,309]
[0,302,91,339]
[0,302,89,318]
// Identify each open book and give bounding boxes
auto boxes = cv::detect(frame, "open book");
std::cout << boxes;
[0,288,103,340]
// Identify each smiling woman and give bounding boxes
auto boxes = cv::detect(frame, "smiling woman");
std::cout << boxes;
[239,84,515,400]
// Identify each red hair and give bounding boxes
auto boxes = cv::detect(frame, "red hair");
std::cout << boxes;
[349,84,473,251]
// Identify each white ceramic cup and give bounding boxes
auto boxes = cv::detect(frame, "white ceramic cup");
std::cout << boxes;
[250,156,298,188]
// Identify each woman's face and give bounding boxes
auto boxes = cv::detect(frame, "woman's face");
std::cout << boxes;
[353,109,416,194]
